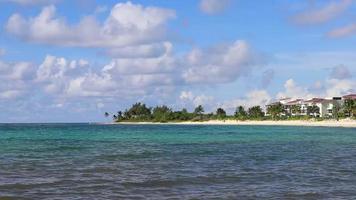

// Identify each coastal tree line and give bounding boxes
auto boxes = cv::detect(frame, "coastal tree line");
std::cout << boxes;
[105,99,355,122]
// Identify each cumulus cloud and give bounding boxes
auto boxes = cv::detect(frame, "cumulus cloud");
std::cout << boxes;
[220,90,271,113]
[183,40,265,84]
[0,60,34,99]
[36,55,89,94]
[199,0,230,15]
[277,79,314,99]
[275,78,355,100]
[330,65,352,79]
[105,42,173,58]
[291,0,352,25]
[179,91,215,111]
[325,79,355,97]
[6,2,176,48]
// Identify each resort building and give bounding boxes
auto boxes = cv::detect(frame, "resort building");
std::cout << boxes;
[266,94,355,118]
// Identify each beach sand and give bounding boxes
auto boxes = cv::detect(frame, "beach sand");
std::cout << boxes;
[114,119,356,128]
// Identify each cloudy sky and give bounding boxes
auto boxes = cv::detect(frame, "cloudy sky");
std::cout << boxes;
[0,0,355,122]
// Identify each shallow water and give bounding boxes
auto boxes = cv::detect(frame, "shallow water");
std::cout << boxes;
[0,124,355,199]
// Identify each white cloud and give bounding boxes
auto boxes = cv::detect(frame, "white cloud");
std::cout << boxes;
[0,60,34,99]
[199,0,230,15]
[220,90,271,113]
[275,78,355,100]
[291,0,352,25]
[330,65,352,79]
[183,40,265,84]
[105,42,172,58]
[325,79,355,97]
[179,91,215,110]
[277,79,314,99]
[36,55,89,94]
[102,42,175,75]
[6,2,176,48]
[328,23,356,38]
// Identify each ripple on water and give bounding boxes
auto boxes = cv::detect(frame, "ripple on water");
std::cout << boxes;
[0,124,356,199]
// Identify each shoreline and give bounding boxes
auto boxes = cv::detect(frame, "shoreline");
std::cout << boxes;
[107,119,356,128]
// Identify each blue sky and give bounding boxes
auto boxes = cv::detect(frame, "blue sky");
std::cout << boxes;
[0,0,355,122]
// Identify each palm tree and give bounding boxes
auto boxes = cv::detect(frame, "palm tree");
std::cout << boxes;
[194,105,204,115]
[248,106,264,119]
[235,106,247,119]
[104,112,110,118]
[104,112,110,122]
[343,99,355,117]
[267,103,283,119]
[216,108,226,119]
[290,105,301,116]
[194,105,204,120]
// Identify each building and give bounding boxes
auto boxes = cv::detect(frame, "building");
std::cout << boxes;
[343,94,356,100]
[265,94,355,118]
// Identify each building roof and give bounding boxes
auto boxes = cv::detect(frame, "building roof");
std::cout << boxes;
[284,99,303,105]
[266,101,281,106]
[343,94,356,100]
[305,98,325,103]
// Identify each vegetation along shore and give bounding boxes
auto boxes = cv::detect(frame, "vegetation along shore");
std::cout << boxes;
[104,95,356,127]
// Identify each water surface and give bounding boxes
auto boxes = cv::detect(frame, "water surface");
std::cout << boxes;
[0,124,355,199]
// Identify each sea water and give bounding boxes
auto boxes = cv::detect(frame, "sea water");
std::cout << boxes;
[0,124,355,199]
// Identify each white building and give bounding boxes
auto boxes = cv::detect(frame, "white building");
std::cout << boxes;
[265,94,356,118]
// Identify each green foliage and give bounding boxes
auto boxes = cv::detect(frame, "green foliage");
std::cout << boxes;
[111,100,356,122]
[290,105,301,115]
[248,106,264,119]
[307,105,320,117]
[152,105,173,122]
[216,108,226,119]
[343,99,356,117]
[332,101,342,121]
[234,106,247,120]
[123,102,152,120]
[194,105,204,115]
[267,103,284,119]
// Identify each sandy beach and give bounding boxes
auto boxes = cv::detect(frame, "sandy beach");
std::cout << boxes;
[115,119,356,128]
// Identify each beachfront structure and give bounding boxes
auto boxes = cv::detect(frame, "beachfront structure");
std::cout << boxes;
[266,94,355,118]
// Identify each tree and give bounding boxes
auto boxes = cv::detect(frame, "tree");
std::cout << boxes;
[248,106,264,119]
[332,101,342,121]
[307,105,320,117]
[234,106,247,119]
[267,103,284,119]
[343,99,356,117]
[104,112,110,118]
[125,102,151,120]
[290,105,301,116]
[174,108,192,121]
[194,105,204,115]
[194,105,204,120]
[115,111,123,122]
[216,108,226,119]
[152,105,172,122]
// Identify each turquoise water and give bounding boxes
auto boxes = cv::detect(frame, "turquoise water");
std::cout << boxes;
[0,124,356,199]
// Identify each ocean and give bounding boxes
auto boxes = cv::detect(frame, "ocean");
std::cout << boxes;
[0,124,355,199]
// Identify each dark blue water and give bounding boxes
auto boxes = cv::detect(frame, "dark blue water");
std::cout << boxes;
[0,124,355,199]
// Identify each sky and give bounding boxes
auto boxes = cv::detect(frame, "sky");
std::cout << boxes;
[0,0,355,122]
